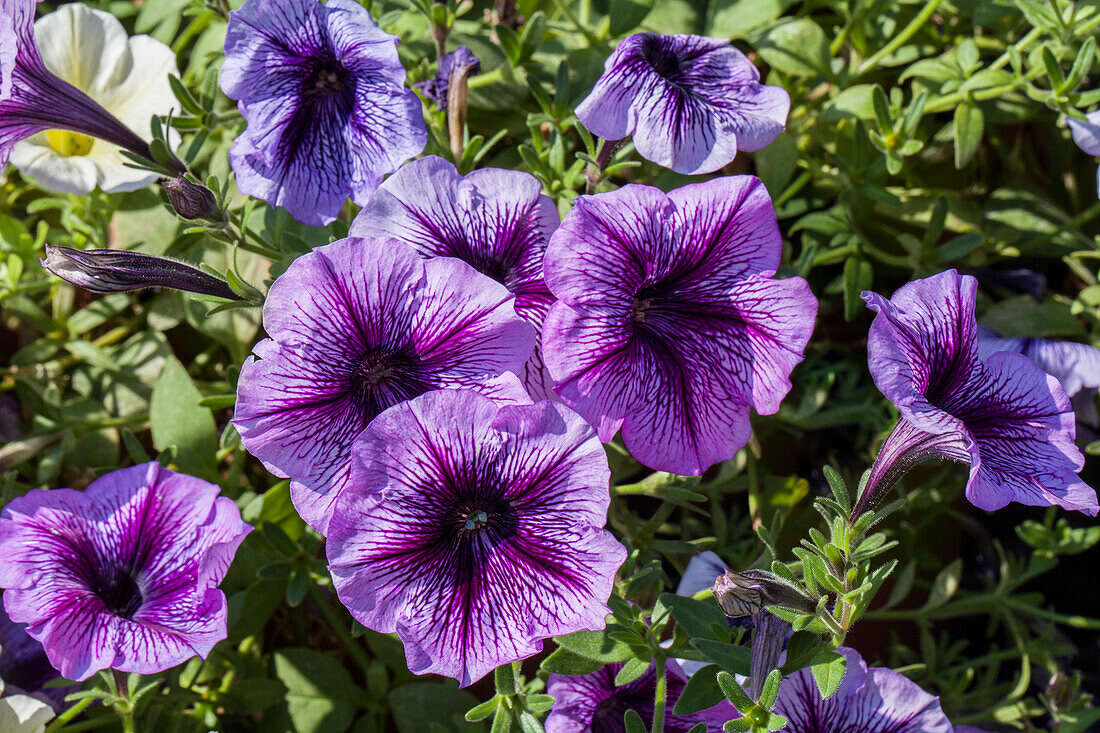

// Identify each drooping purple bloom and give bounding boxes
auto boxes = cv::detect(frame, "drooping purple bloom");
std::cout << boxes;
[757,647,952,733]
[0,462,251,681]
[415,46,480,109]
[234,237,536,534]
[1068,109,1100,196]
[220,0,426,226]
[351,155,558,399]
[546,659,735,732]
[542,178,817,475]
[576,33,789,175]
[327,389,626,687]
[0,0,166,173]
[859,271,1097,516]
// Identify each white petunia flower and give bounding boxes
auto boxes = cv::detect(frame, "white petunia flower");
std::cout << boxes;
[0,679,54,733]
[9,3,178,194]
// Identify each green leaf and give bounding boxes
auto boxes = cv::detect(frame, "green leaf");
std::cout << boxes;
[274,648,365,733]
[624,709,647,733]
[659,593,729,641]
[540,646,606,675]
[614,657,651,686]
[923,559,962,610]
[981,296,1084,338]
[149,355,218,479]
[809,651,846,700]
[391,681,484,732]
[753,18,830,77]
[705,0,781,38]
[953,103,984,169]
[779,631,825,675]
[553,629,635,663]
[609,0,655,36]
[692,640,751,675]
[842,257,872,321]
[672,665,726,715]
[715,670,754,711]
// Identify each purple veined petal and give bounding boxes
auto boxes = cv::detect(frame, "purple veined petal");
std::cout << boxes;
[0,463,250,681]
[978,325,1100,399]
[328,390,626,687]
[1068,109,1100,156]
[235,237,535,534]
[221,0,425,226]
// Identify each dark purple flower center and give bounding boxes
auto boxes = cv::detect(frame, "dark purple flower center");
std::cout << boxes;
[305,57,348,97]
[640,36,684,79]
[351,348,433,417]
[631,297,653,323]
[89,566,144,619]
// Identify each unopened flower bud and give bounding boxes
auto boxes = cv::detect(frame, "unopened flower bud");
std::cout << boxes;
[42,245,241,301]
[711,569,818,618]
[163,176,223,223]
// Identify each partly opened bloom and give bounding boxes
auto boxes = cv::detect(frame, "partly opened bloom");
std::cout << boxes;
[542,177,816,475]
[0,462,251,681]
[351,155,559,399]
[860,271,1097,516]
[546,659,735,732]
[576,33,789,175]
[234,237,535,534]
[758,647,951,733]
[1068,109,1100,196]
[221,0,426,226]
[327,389,626,687]
[3,2,178,194]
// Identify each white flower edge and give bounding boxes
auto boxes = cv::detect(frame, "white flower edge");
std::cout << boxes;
[10,3,179,194]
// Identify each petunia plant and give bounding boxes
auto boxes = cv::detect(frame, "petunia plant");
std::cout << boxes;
[0,0,1099,732]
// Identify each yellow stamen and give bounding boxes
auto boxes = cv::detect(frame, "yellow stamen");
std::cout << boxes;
[45,129,94,156]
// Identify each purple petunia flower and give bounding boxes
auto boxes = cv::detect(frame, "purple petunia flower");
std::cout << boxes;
[233,237,535,534]
[327,389,626,687]
[220,0,426,227]
[414,46,480,109]
[0,462,251,681]
[977,326,1100,401]
[0,606,72,710]
[1068,109,1100,197]
[755,647,952,733]
[351,155,558,400]
[859,270,1098,516]
[576,33,789,175]
[0,0,166,175]
[542,177,817,475]
[546,659,735,732]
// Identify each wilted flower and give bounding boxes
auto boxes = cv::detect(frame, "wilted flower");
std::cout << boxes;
[415,46,480,110]
[732,647,952,733]
[546,659,735,732]
[3,2,179,194]
[327,389,626,687]
[542,177,817,475]
[1068,109,1100,196]
[712,569,818,618]
[351,156,558,399]
[234,237,535,534]
[0,680,53,733]
[576,33,789,175]
[163,175,223,223]
[220,0,426,226]
[41,245,241,300]
[858,271,1097,516]
[0,462,251,681]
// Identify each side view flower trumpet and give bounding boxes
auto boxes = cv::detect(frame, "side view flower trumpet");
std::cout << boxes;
[0,0,183,194]
[41,246,243,301]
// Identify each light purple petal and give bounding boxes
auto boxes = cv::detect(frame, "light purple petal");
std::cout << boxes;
[1068,109,1100,156]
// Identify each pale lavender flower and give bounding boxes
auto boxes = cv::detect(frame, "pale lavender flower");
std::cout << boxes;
[542,177,817,475]
[0,0,169,176]
[977,326,1100,402]
[0,462,251,681]
[220,0,425,226]
[327,389,626,687]
[576,33,789,175]
[351,155,558,399]
[233,237,535,534]
[546,659,735,732]
[859,271,1097,516]
[1068,109,1100,196]
[761,647,952,733]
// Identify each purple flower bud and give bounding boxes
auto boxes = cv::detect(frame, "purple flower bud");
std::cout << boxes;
[163,176,223,222]
[711,569,818,617]
[415,46,481,110]
[41,245,241,300]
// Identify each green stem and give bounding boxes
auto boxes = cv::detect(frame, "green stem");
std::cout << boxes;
[651,655,667,733]
[549,0,599,45]
[856,0,944,75]
[307,584,373,678]
[43,697,96,733]
[112,669,135,733]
